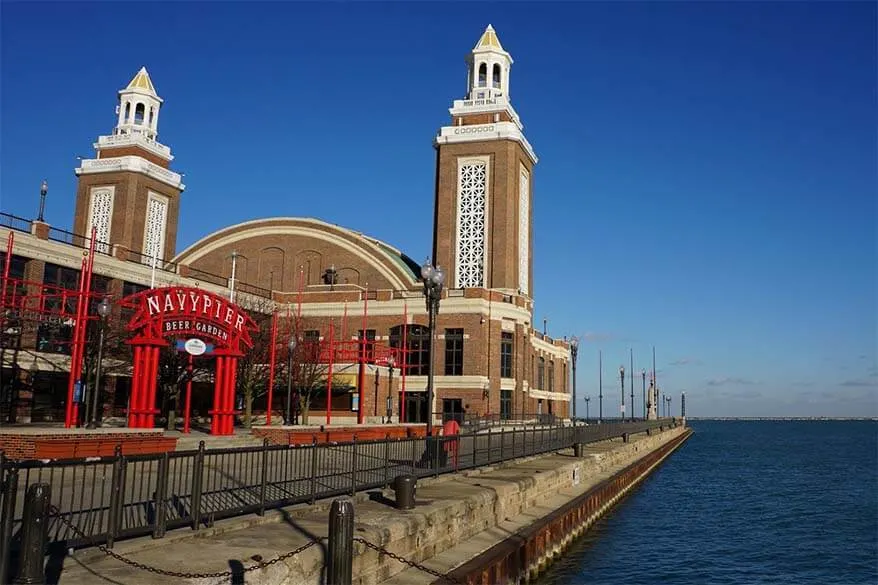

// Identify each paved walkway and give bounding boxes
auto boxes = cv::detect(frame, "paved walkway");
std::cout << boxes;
[49,433,661,585]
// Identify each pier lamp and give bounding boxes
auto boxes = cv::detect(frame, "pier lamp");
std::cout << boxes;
[86,297,112,429]
[641,369,647,419]
[285,337,297,425]
[681,391,686,418]
[420,259,445,437]
[619,365,625,421]
[584,396,590,423]
[38,180,48,222]
[569,337,579,422]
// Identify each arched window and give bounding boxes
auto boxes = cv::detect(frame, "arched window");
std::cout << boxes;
[389,324,431,376]
[478,63,487,87]
[124,103,131,124]
[148,107,155,126]
[134,103,145,125]
[492,64,501,88]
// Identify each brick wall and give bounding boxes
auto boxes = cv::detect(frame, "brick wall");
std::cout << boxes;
[0,430,175,460]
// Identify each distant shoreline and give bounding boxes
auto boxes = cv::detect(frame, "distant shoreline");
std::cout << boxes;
[687,417,877,421]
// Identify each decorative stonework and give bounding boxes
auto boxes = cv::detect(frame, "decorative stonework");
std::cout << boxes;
[518,166,529,295]
[143,193,168,262]
[88,187,114,254]
[455,160,488,288]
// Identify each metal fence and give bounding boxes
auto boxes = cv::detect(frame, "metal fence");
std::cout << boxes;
[0,420,673,562]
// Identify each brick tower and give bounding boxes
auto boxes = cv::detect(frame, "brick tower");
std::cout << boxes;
[73,67,185,263]
[433,25,538,298]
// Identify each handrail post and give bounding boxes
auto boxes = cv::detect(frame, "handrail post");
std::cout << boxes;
[258,439,269,516]
[383,435,391,489]
[309,438,319,505]
[327,498,354,585]
[152,452,169,539]
[107,445,127,547]
[350,435,358,496]
[13,482,51,585]
[190,441,205,531]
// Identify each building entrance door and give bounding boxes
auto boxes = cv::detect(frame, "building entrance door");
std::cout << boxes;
[401,393,426,423]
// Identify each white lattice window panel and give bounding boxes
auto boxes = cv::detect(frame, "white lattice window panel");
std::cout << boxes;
[455,161,488,288]
[142,194,168,265]
[518,167,529,295]
[87,188,114,254]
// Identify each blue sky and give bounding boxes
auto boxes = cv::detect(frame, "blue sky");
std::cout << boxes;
[1,2,875,417]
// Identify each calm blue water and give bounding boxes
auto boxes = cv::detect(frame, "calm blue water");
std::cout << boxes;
[536,420,878,585]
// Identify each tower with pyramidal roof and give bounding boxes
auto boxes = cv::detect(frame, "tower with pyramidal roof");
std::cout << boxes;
[73,67,185,262]
[433,25,538,300]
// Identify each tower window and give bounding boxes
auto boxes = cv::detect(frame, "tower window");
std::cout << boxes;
[148,107,155,126]
[500,332,514,378]
[134,103,145,125]
[124,103,131,124]
[492,64,501,88]
[478,63,487,87]
[455,160,488,288]
[444,328,464,376]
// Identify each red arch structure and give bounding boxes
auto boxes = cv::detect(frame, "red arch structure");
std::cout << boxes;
[123,286,257,435]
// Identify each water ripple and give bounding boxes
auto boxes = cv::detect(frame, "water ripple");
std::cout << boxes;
[536,420,878,585]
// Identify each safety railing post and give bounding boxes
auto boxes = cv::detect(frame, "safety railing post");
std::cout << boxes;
[383,435,391,489]
[258,439,269,516]
[107,445,127,547]
[310,438,319,505]
[350,436,358,496]
[190,441,205,531]
[152,452,169,539]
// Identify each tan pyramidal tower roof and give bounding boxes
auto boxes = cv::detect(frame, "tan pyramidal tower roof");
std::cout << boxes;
[474,24,504,51]
[126,66,156,94]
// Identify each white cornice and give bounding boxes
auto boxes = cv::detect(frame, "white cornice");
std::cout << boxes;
[531,335,569,361]
[528,389,571,402]
[434,121,537,165]
[75,156,184,191]
[96,133,173,161]
[449,96,522,128]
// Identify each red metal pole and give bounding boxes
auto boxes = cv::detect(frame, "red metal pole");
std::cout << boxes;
[326,322,334,425]
[296,267,304,333]
[266,310,278,426]
[0,232,13,348]
[183,354,193,433]
[357,288,368,424]
[226,357,238,435]
[129,346,142,427]
[71,230,98,426]
[342,301,348,343]
[401,301,408,423]
[65,259,87,427]
[211,356,224,435]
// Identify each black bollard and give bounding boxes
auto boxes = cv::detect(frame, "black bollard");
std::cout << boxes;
[327,498,354,585]
[393,475,416,510]
[14,482,51,585]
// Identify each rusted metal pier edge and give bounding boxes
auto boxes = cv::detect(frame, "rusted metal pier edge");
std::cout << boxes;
[446,426,694,585]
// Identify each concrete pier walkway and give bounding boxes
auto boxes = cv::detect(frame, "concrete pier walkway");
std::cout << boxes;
[53,425,689,585]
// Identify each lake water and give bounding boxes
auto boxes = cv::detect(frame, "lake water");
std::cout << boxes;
[536,420,878,585]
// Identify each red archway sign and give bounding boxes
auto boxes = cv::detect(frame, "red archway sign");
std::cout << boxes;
[122,286,257,435]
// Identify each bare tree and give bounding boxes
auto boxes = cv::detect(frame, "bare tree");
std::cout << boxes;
[236,312,283,429]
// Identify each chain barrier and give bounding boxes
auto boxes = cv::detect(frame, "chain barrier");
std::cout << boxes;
[50,505,318,580]
[354,537,467,585]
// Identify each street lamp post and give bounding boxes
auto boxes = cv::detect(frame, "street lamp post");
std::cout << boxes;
[570,337,579,422]
[86,297,111,429]
[584,396,590,423]
[641,369,646,419]
[420,260,445,437]
[619,365,625,421]
[386,355,395,423]
[285,337,296,425]
[38,180,48,222]
[668,395,672,418]
[681,391,686,418]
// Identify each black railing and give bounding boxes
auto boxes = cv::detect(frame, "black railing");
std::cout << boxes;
[0,213,32,234]
[0,420,675,562]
